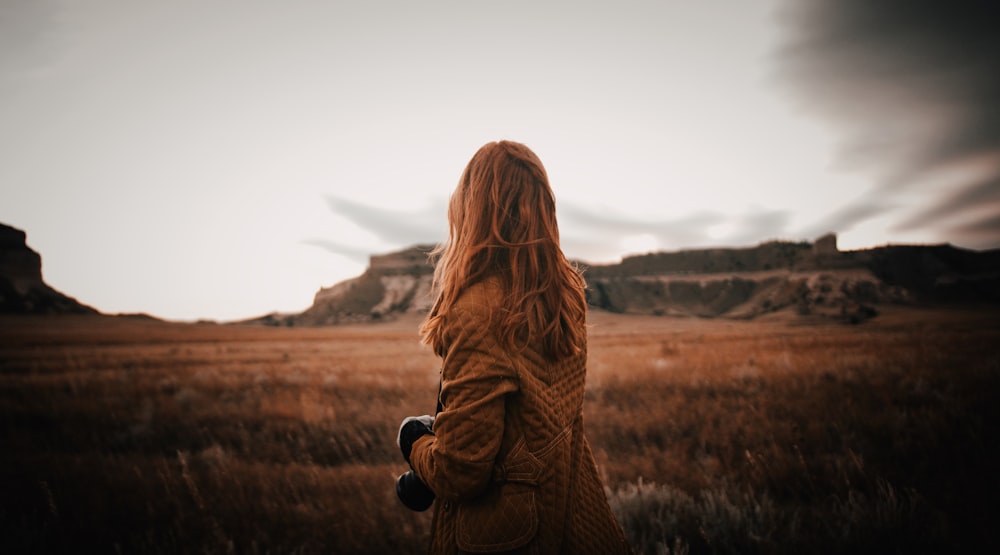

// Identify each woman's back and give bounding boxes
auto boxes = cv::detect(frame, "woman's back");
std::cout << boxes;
[413,278,629,554]
[396,141,631,554]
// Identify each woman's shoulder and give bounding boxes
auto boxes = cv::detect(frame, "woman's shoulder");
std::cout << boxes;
[453,277,505,313]
[436,278,506,348]
[441,278,505,335]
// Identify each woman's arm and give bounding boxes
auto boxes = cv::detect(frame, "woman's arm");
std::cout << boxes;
[408,303,518,502]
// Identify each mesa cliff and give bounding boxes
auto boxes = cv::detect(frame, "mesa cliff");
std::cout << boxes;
[259,233,999,326]
[7,220,995,324]
[583,234,1000,322]
[250,245,436,326]
[0,223,98,314]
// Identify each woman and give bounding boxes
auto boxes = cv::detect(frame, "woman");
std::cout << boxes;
[396,141,631,554]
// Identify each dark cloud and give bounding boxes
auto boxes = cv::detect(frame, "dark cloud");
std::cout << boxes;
[894,176,1000,232]
[950,212,1000,247]
[796,197,897,242]
[895,176,1000,249]
[771,0,1000,248]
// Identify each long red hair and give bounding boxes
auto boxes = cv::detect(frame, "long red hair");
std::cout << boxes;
[420,141,587,360]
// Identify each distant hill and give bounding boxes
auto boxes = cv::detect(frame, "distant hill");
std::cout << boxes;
[584,234,1000,322]
[251,233,1000,326]
[0,223,99,315]
[243,245,436,326]
[8,220,993,324]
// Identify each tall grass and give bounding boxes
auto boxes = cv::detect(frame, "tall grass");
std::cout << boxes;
[1,308,997,553]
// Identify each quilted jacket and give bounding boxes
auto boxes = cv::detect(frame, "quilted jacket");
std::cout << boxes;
[409,279,632,554]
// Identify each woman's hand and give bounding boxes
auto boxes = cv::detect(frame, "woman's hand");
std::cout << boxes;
[397,414,435,463]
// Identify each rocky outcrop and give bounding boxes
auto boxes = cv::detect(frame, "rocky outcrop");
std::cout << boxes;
[583,235,999,323]
[585,269,908,323]
[865,244,1000,302]
[253,245,436,326]
[0,223,98,314]
[585,236,1000,308]
[255,234,999,326]
[586,240,815,277]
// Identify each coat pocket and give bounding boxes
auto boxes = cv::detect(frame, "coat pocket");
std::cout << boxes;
[455,483,538,553]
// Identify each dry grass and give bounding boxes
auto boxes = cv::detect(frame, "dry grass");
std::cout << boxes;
[1,307,998,554]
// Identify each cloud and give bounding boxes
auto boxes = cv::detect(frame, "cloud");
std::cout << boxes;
[771,0,1000,248]
[312,195,804,266]
[300,195,445,262]
[558,201,796,263]
[893,176,1000,249]
[950,212,1000,248]
[559,202,723,244]
[734,208,794,243]
[321,195,445,246]
[558,202,724,261]
[894,176,1000,231]
[299,239,373,264]
[0,0,61,79]
[796,197,897,241]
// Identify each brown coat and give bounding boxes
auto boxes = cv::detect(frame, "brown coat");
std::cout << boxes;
[410,279,631,554]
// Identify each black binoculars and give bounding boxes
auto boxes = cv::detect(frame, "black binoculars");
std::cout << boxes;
[396,469,435,511]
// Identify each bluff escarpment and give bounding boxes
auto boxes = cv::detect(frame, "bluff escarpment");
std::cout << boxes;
[0,223,98,314]
[585,269,905,322]
[585,235,1000,321]
[256,246,435,326]
[262,233,999,326]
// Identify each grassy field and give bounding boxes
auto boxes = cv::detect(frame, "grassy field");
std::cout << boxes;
[1,307,998,554]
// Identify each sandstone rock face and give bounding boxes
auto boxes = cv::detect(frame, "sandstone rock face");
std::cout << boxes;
[291,245,435,325]
[585,269,909,323]
[264,235,999,326]
[0,223,98,314]
[0,225,43,290]
[583,237,998,323]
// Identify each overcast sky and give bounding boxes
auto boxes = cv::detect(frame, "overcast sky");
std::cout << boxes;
[2,0,998,321]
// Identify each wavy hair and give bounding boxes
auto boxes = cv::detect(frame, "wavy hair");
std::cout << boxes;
[420,141,587,360]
